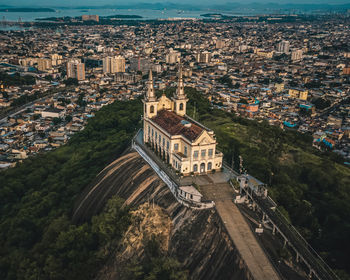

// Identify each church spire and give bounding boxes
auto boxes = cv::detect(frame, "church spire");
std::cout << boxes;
[175,62,186,99]
[172,62,188,116]
[146,69,156,101]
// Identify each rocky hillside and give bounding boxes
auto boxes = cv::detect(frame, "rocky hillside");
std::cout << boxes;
[73,150,252,280]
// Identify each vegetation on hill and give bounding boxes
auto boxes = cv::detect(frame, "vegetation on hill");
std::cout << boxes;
[0,72,36,87]
[0,100,142,279]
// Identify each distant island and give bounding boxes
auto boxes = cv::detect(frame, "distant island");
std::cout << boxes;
[200,13,233,19]
[36,14,143,22]
[35,17,67,21]
[102,14,143,19]
[0,8,55,12]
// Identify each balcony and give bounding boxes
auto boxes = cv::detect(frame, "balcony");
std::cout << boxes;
[174,152,189,162]
[215,150,223,157]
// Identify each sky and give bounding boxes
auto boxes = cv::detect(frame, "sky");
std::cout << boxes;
[0,0,349,7]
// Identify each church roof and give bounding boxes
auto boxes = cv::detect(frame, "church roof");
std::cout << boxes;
[151,110,203,141]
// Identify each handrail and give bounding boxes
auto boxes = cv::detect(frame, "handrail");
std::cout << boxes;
[241,179,340,280]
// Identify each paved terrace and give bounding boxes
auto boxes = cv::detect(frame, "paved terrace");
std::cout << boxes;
[197,176,281,280]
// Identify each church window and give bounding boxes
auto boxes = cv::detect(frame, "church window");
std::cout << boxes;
[179,103,184,111]
[150,105,154,113]
[208,162,212,170]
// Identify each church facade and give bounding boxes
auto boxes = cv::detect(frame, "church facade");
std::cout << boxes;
[142,67,223,176]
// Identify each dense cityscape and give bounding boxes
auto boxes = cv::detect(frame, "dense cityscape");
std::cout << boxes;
[1,13,349,169]
[1,6,350,280]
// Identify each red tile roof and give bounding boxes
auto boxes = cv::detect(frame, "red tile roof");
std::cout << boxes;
[151,110,203,141]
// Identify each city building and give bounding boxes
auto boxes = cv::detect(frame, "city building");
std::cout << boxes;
[216,39,226,49]
[165,49,181,64]
[81,15,99,22]
[67,60,85,80]
[130,57,151,73]
[103,55,125,74]
[277,40,290,54]
[37,58,52,71]
[142,67,223,175]
[291,49,303,61]
[275,83,285,93]
[51,54,63,66]
[195,51,212,63]
[288,88,308,100]
[343,65,350,75]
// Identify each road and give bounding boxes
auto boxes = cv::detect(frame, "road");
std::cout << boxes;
[200,180,281,280]
[0,99,38,123]
[0,86,66,123]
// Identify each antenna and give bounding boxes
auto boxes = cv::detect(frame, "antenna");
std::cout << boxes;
[193,102,196,119]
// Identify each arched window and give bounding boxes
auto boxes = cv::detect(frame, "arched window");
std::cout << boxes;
[207,162,212,171]
[150,105,154,113]
[179,103,184,111]
[193,164,198,172]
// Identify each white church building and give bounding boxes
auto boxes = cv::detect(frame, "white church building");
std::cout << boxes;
[142,66,223,176]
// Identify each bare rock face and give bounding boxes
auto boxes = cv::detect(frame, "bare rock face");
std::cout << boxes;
[121,203,172,260]
[73,150,252,280]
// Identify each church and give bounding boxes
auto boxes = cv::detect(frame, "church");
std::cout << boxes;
[142,66,223,176]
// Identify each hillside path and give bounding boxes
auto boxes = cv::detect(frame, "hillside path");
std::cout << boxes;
[200,179,280,280]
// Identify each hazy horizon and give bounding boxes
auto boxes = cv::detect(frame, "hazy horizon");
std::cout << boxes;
[1,0,350,8]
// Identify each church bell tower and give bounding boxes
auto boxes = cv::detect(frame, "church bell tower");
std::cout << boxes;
[143,69,158,119]
[172,63,188,116]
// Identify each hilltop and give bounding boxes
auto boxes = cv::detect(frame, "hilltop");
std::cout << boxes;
[0,89,349,279]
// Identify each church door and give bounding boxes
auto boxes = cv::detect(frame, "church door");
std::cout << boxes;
[200,163,205,173]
